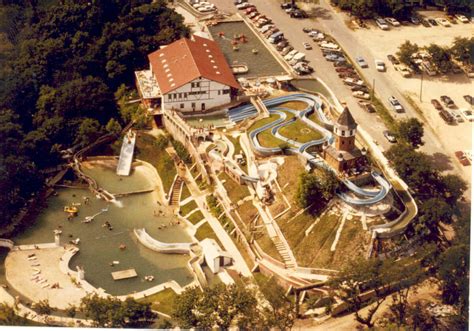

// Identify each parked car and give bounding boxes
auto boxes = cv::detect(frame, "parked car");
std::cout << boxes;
[450,110,464,122]
[394,64,412,77]
[460,108,474,122]
[428,18,438,26]
[248,11,258,18]
[385,17,400,26]
[352,91,370,100]
[280,46,293,56]
[302,27,312,33]
[303,42,312,50]
[234,0,247,4]
[455,14,469,23]
[260,24,274,33]
[375,59,386,72]
[358,100,376,113]
[236,3,252,9]
[439,109,455,124]
[431,99,443,111]
[356,56,368,68]
[440,95,455,108]
[387,54,400,65]
[280,3,295,9]
[383,130,397,143]
[420,18,431,27]
[436,18,450,27]
[410,16,420,25]
[455,151,470,166]
[325,54,345,62]
[290,10,306,18]
[446,15,458,24]
[284,49,299,61]
[375,18,389,30]
[463,95,473,105]
[388,96,404,112]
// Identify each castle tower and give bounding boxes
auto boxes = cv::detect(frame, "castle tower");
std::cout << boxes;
[334,107,357,152]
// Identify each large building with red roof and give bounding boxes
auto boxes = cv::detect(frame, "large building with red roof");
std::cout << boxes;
[136,35,240,112]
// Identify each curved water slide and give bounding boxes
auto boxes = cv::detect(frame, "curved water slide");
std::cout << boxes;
[247,94,391,206]
[133,228,192,254]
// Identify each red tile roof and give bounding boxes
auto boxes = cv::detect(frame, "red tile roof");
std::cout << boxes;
[148,35,240,94]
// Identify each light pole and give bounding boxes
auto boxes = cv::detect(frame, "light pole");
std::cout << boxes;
[419,71,424,102]
[371,78,375,102]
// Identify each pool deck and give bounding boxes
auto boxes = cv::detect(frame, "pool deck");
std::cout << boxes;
[5,245,90,310]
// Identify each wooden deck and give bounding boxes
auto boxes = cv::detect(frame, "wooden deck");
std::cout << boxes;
[111,268,138,281]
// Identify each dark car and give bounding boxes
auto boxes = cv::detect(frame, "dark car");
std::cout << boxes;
[280,3,293,9]
[440,95,455,108]
[431,99,443,111]
[439,109,455,124]
[290,10,306,18]
[410,16,420,24]
[428,18,438,26]
[302,27,312,33]
[463,95,473,105]
[387,54,400,65]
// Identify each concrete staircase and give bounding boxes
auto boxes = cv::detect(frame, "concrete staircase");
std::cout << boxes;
[170,177,183,206]
[273,237,296,269]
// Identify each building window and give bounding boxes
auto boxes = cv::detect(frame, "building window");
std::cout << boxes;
[184,93,188,99]
[201,103,205,110]
[218,90,221,95]
[173,94,177,99]
[341,130,345,136]
[179,93,182,99]
[222,89,230,94]
[192,102,196,110]
[168,94,172,100]
[191,82,201,88]
[180,103,184,109]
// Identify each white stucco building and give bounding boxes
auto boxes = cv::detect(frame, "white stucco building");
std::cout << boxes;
[136,35,240,113]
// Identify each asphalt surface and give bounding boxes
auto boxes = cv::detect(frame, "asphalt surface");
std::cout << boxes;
[212,0,471,189]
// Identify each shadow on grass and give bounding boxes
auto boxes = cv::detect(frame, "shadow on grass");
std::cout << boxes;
[427,152,454,172]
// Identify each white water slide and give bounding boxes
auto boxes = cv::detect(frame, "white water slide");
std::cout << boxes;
[133,228,192,254]
[116,130,136,176]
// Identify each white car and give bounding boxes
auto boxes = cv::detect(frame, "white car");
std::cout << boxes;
[436,18,451,27]
[375,60,386,72]
[375,18,389,30]
[388,96,404,113]
[450,110,464,123]
[260,24,274,33]
[236,3,251,9]
[455,14,469,23]
[303,42,312,50]
[385,17,400,26]
[460,108,474,122]
[284,49,298,61]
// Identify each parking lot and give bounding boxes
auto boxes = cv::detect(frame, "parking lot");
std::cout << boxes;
[352,11,472,178]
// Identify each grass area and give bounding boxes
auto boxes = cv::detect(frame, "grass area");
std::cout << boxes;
[256,235,284,262]
[195,222,221,247]
[278,101,309,111]
[180,200,198,216]
[138,288,178,316]
[219,172,250,202]
[278,211,316,250]
[277,156,306,203]
[293,212,341,268]
[226,135,243,155]
[232,236,255,270]
[257,128,287,148]
[372,97,396,131]
[248,114,280,132]
[187,210,204,225]
[236,200,259,227]
[180,184,191,201]
[278,120,324,143]
[308,111,324,126]
[135,133,176,194]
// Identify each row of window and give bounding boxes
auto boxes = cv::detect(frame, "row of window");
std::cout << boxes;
[167,89,230,100]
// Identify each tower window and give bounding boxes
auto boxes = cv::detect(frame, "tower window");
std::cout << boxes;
[341,130,345,136]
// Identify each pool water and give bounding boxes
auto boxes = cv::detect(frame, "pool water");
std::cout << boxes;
[15,163,194,296]
[208,21,287,78]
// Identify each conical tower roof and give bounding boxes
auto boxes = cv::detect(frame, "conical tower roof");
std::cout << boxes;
[336,107,357,130]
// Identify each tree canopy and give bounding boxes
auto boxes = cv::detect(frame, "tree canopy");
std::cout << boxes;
[296,167,339,209]
[396,118,424,149]
[0,0,188,234]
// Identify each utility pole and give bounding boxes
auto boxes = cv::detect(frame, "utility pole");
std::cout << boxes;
[419,71,424,102]
[371,78,375,102]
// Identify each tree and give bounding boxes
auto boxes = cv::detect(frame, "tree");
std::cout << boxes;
[295,169,339,209]
[0,304,29,326]
[450,37,474,65]
[396,118,424,148]
[105,118,122,135]
[74,118,104,148]
[34,299,55,316]
[173,284,261,329]
[426,44,453,74]
[415,198,454,243]
[80,293,157,328]
[397,41,419,67]
[260,279,296,330]
[65,304,76,318]
[329,257,422,328]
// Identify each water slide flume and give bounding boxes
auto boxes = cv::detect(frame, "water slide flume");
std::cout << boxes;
[133,228,192,254]
[236,93,391,206]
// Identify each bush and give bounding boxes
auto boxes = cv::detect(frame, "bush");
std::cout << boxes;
[171,139,192,164]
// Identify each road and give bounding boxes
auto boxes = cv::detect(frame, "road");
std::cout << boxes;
[212,0,471,192]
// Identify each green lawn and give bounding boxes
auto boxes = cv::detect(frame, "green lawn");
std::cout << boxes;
[278,211,316,250]
[276,156,306,203]
[293,212,340,268]
[195,222,221,247]
[180,200,198,216]
[236,200,259,228]
[180,184,191,201]
[256,235,284,262]
[187,210,204,225]
[226,135,243,156]
[220,172,250,202]
[135,134,176,194]
[138,288,178,316]
[278,120,323,143]
[248,114,280,132]
[257,129,286,148]
[278,101,309,111]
